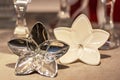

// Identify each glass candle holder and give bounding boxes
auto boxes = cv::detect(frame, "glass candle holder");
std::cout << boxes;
[100,0,120,49]
[56,0,73,27]
[13,0,31,38]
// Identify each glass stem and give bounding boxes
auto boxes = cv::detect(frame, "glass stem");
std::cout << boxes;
[103,0,115,30]
[109,1,114,28]
[58,0,70,19]
[15,3,27,27]
[16,14,26,27]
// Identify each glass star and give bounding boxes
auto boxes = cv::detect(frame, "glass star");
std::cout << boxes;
[8,22,69,77]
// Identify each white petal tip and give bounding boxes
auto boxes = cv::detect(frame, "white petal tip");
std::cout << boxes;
[79,48,101,66]
[85,61,100,66]
[59,49,79,64]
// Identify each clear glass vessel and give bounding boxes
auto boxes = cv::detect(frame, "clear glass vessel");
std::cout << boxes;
[100,0,120,49]
[13,0,31,38]
[56,0,73,27]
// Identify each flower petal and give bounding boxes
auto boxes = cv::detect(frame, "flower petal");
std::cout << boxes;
[54,27,75,45]
[30,22,49,45]
[34,50,58,77]
[15,54,35,75]
[36,59,58,78]
[35,40,69,77]
[83,29,109,49]
[8,39,29,56]
[8,39,37,56]
[71,14,92,44]
[59,46,80,64]
[39,40,69,61]
[79,47,100,65]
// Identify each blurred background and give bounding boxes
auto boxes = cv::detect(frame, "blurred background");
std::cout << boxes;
[0,0,120,28]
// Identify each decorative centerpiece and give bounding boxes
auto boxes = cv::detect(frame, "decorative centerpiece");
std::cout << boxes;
[54,14,109,65]
[8,22,69,77]
[8,14,109,78]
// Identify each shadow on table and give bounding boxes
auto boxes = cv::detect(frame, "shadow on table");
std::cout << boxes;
[6,63,15,68]
[58,64,69,69]
[101,54,111,59]
[6,63,70,70]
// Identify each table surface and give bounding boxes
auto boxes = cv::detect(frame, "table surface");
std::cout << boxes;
[0,14,120,80]
[0,27,120,80]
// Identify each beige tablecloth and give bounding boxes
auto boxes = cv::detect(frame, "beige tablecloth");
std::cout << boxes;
[0,29,120,80]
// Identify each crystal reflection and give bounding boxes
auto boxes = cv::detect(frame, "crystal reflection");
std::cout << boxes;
[8,22,69,77]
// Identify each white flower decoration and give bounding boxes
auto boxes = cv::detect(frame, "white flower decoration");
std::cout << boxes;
[54,14,109,65]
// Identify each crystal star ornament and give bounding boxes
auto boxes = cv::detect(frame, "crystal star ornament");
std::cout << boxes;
[54,14,109,65]
[8,22,69,77]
